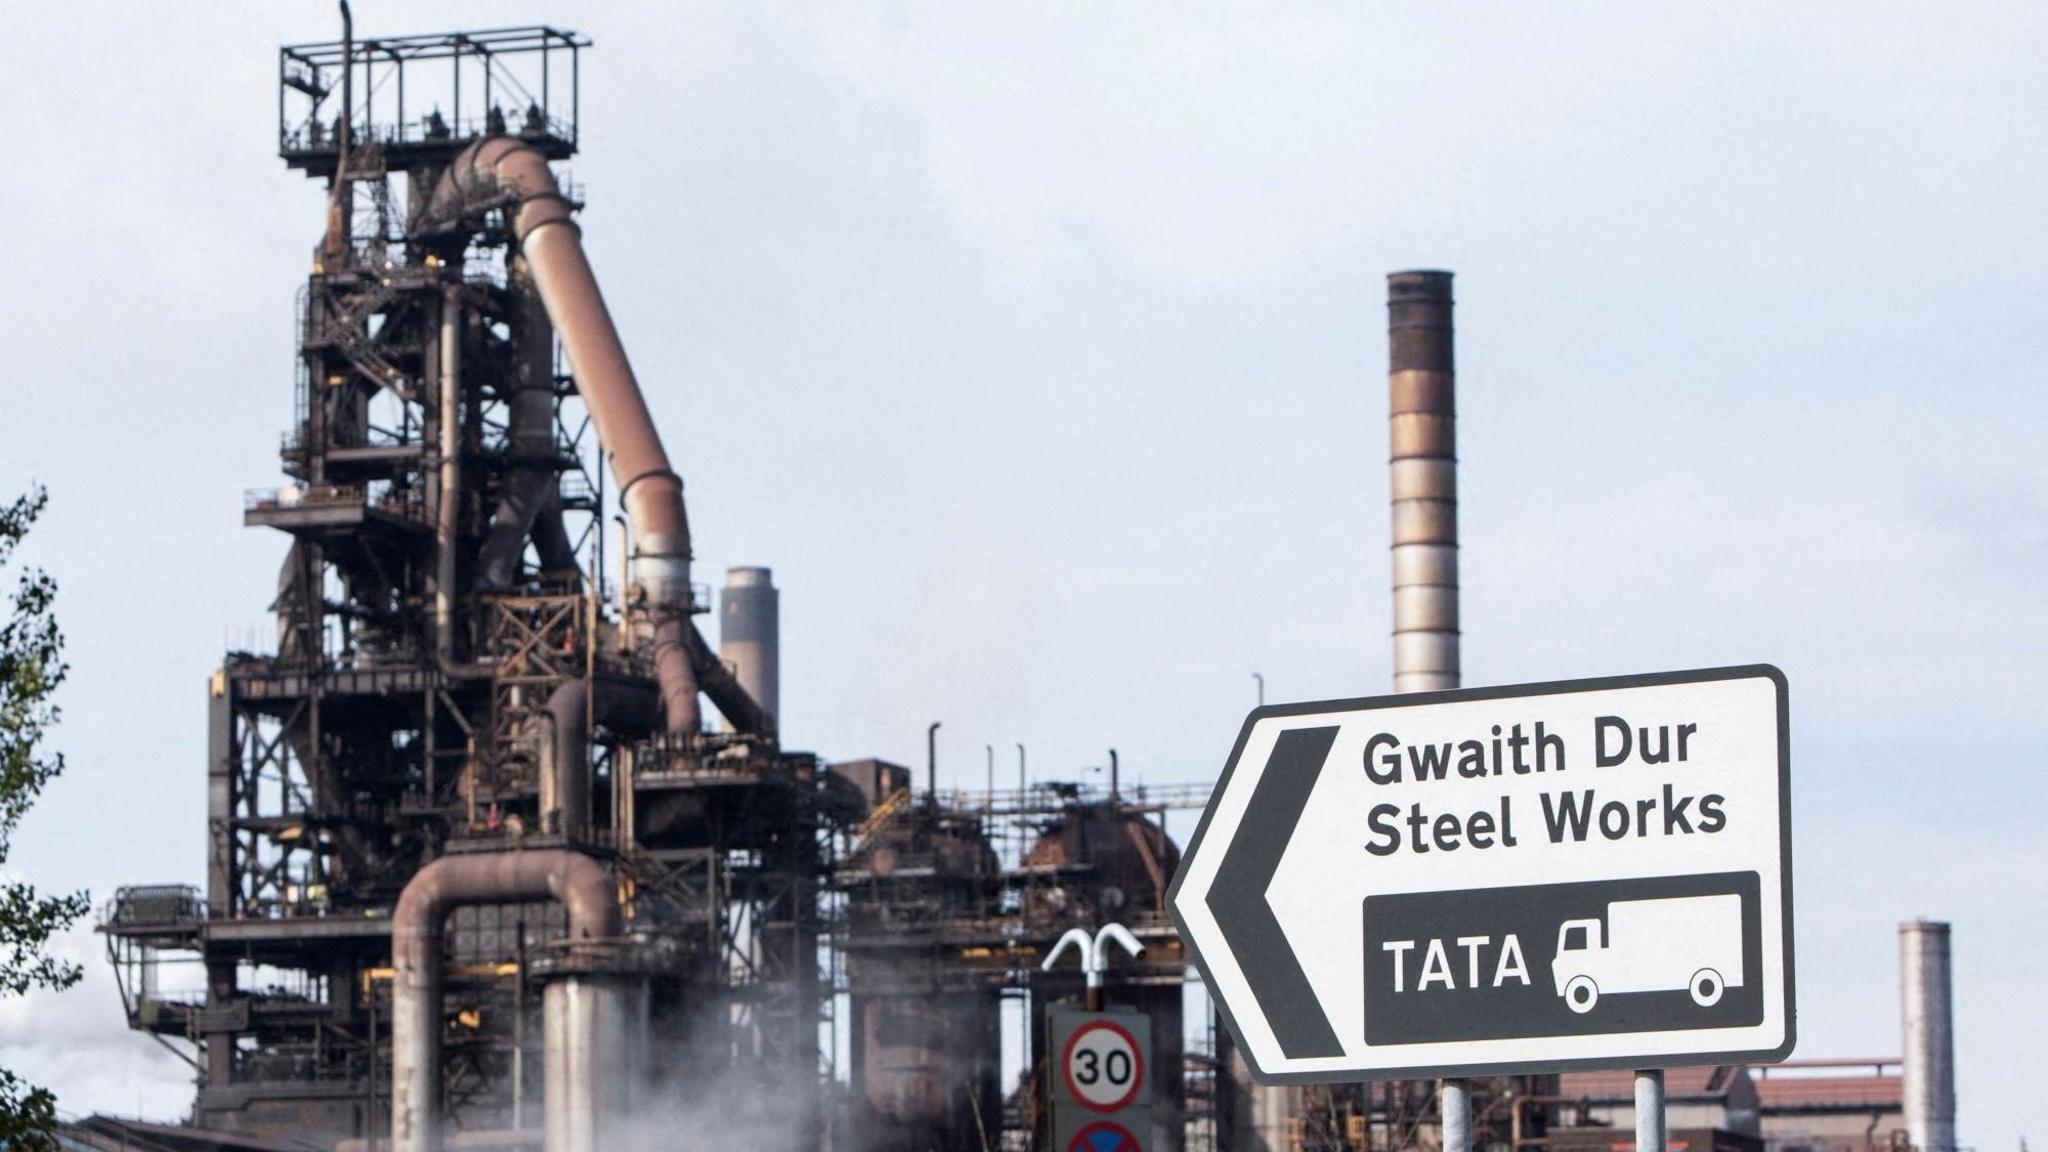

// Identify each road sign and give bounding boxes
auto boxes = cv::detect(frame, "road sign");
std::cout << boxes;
[1049,1006,1150,1151]
[1068,1120,1144,1152]
[1170,665,1793,1082]
[1063,1018,1145,1112]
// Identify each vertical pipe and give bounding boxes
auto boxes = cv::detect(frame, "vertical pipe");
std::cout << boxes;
[543,977,649,1152]
[1635,1070,1666,1152]
[434,288,461,666]
[613,517,630,625]
[321,2,354,264]
[1016,743,1028,870]
[513,921,527,1132]
[1388,270,1459,694]
[1901,920,1956,1152]
[366,986,378,1142]
[926,721,941,807]
[718,566,780,728]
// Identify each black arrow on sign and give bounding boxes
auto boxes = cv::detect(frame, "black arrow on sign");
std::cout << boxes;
[1207,724,1344,1059]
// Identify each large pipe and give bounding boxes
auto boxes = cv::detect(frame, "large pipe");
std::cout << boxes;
[684,621,771,737]
[1388,270,1459,693]
[539,680,659,841]
[424,137,700,733]
[391,850,622,1152]
[1901,919,1956,1152]
[543,977,649,1152]
[719,566,779,728]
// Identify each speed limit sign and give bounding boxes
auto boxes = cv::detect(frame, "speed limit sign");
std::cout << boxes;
[1062,1019,1145,1112]
[1049,1006,1151,1151]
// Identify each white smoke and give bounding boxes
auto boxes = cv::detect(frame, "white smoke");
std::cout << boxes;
[0,921,193,1122]
[614,1046,824,1152]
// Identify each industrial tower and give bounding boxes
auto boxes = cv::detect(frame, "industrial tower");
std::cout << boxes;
[99,25,835,1150]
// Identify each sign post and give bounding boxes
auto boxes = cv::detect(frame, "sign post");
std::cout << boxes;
[1171,666,1794,1085]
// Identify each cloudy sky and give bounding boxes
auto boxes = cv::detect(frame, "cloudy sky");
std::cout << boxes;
[1,2,2043,1147]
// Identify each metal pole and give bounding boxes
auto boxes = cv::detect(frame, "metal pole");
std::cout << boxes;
[1016,743,1028,870]
[1635,1070,1666,1152]
[514,918,527,1130]
[366,983,377,1143]
[1442,1079,1472,1152]
[1252,672,1264,707]
[926,721,941,808]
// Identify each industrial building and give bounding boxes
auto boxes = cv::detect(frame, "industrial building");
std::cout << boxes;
[78,18,1959,1152]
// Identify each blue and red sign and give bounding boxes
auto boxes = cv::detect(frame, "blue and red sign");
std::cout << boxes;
[1068,1120,1143,1152]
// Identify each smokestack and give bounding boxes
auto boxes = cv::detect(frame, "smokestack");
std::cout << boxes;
[1387,270,1458,694]
[1901,919,1956,1152]
[720,566,779,728]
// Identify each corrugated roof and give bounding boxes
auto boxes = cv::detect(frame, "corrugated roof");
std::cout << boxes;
[1755,1076,1901,1111]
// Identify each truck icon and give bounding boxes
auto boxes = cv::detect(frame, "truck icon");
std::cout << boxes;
[1551,894,1744,1014]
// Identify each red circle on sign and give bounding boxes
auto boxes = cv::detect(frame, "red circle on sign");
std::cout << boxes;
[1069,1119,1144,1152]
[1061,1019,1144,1113]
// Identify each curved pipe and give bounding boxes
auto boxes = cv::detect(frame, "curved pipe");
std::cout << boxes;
[426,137,702,732]
[539,679,659,841]
[391,850,619,1152]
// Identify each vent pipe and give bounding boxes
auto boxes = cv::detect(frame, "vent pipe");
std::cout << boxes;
[1901,919,1956,1152]
[719,567,779,729]
[433,287,462,665]
[1387,270,1459,693]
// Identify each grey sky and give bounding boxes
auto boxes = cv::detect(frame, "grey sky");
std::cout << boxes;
[1,2,2042,1145]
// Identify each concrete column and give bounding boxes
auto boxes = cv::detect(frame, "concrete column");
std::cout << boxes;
[1901,920,1955,1152]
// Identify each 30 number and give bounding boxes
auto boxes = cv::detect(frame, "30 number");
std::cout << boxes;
[1075,1048,1133,1086]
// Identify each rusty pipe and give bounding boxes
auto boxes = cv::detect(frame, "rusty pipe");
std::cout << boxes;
[427,137,700,732]
[391,850,619,1152]
[1388,270,1459,693]
[538,680,658,841]
[320,2,354,264]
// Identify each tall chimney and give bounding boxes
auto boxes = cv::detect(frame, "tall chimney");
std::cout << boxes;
[1901,919,1956,1152]
[719,566,779,728]
[1388,270,1458,693]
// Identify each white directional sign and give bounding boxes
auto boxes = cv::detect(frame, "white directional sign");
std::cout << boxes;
[1169,666,1794,1081]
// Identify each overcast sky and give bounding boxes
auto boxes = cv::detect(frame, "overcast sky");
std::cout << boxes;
[1,2,2043,1147]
